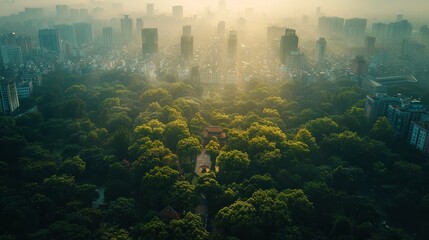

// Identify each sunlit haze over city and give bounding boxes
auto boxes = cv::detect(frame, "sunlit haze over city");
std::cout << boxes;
[1,0,429,239]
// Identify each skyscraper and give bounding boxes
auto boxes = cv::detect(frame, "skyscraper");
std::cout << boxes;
[344,18,367,41]
[136,18,144,33]
[217,21,226,38]
[0,46,23,68]
[74,22,92,46]
[142,28,158,58]
[102,27,113,50]
[228,31,238,63]
[121,15,133,44]
[38,29,61,54]
[419,25,429,48]
[172,6,183,19]
[364,36,376,55]
[351,56,367,76]
[387,20,412,44]
[280,29,298,64]
[401,39,425,60]
[318,16,344,36]
[55,24,77,45]
[181,26,193,61]
[315,37,327,64]
[56,4,69,18]
[147,3,154,17]
[372,23,388,41]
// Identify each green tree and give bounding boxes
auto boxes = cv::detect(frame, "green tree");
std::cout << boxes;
[107,197,136,227]
[140,217,168,240]
[169,181,198,213]
[59,156,86,177]
[294,128,319,152]
[304,117,340,141]
[167,213,209,240]
[370,117,394,143]
[163,120,191,151]
[141,166,179,209]
[215,201,260,239]
[97,226,132,240]
[216,150,250,183]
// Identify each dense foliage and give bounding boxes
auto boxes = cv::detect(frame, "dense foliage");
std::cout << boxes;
[0,70,428,239]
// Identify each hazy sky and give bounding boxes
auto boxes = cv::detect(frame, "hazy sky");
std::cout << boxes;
[1,0,429,21]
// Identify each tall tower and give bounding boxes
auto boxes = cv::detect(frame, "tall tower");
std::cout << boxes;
[102,27,113,50]
[121,15,133,44]
[181,25,193,61]
[142,28,158,58]
[0,46,23,68]
[344,18,367,41]
[217,21,226,38]
[315,37,327,64]
[136,18,144,32]
[147,3,154,17]
[56,4,69,18]
[280,29,298,64]
[364,36,376,55]
[351,56,367,76]
[228,31,238,63]
[74,22,92,46]
[55,24,77,45]
[38,29,61,55]
[172,6,183,19]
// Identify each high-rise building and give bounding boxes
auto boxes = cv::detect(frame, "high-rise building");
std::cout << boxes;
[344,18,367,41]
[420,25,429,48]
[191,66,200,84]
[365,93,401,123]
[181,26,193,60]
[172,6,183,18]
[80,9,88,18]
[147,3,154,17]
[318,16,344,36]
[372,23,388,41]
[387,20,412,44]
[280,29,298,64]
[401,39,425,60]
[70,8,79,19]
[0,77,20,115]
[56,4,69,18]
[408,121,429,155]
[24,8,44,18]
[364,36,376,55]
[38,29,61,54]
[102,27,113,50]
[388,98,427,138]
[315,37,327,64]
[267,26,285,50]
[287,51,306,69]
[55,24,77,45]
[0,33,34,56]
[136,18,144,33]
[351,56,367,76]
[217,21,226,37]
[228,31,238,63]
[121,15,133,44]
[183,25,192,37]
[0,46,23,68]
[74,22,93,46]
[142,28,158,58]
